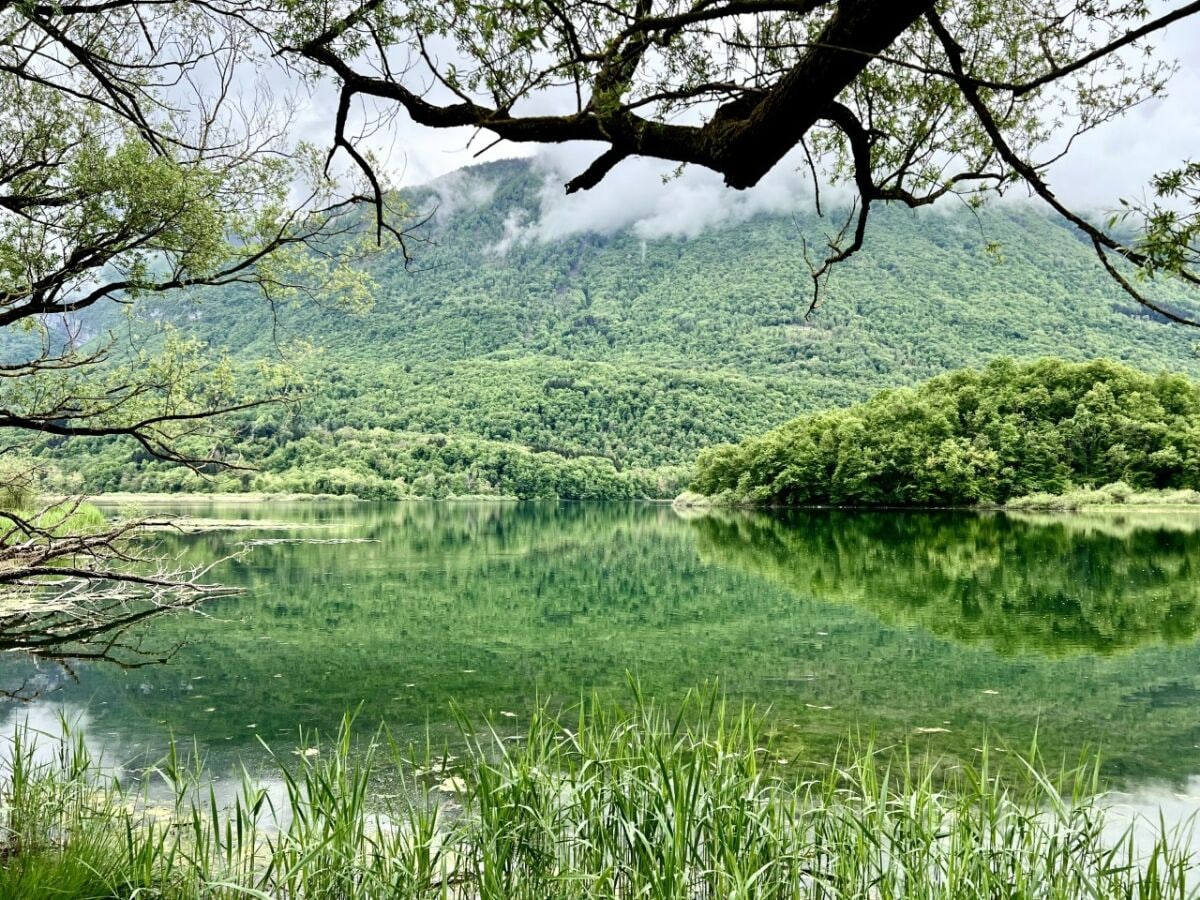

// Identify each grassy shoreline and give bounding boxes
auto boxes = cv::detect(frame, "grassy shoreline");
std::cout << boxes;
[674,483,1200,514]
[1004,483,1200,511]
[1,693,1193,898]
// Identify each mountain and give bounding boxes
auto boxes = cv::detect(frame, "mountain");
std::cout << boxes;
[34,158,1200,499]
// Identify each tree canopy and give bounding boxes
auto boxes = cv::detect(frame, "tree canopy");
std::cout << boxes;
[0,0,394,465]
[276,0,1200,319]
[690,357,1200,506]
[0,0,401,663]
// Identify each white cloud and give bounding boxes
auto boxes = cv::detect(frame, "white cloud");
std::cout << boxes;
[424,168,499,222]
[489,208,530,255]
[487,143,854,250]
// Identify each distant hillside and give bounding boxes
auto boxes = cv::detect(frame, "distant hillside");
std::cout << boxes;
[32,158,1200,499]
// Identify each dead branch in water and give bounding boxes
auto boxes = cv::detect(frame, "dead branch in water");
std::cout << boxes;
[1,496,241,698]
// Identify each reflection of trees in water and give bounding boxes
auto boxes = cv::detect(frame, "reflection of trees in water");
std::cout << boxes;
[28,501,792,739]
[0,598,191,701]
[7,501,1200,782]
[162,500,724,627]
[690,509,1200,654]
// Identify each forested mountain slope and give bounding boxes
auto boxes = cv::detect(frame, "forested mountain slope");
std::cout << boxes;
[36,159,1200,498]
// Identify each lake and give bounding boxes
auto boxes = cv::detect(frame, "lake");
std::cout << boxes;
[4,500,1200,796]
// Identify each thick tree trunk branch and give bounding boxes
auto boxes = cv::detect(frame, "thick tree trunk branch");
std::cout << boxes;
[299,0,934,192]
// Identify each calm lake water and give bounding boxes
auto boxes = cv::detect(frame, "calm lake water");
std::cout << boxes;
[5,500,1200,796]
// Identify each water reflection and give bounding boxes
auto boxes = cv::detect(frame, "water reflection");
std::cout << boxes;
[0,501,1199,783]
[0,699,299,829]
[692,508,1200,654]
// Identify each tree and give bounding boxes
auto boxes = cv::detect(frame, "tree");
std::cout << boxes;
[280,0,1200,320]
[690,357,1200,506]
[0,0,404,670]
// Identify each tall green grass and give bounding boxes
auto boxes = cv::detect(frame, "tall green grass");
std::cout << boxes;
[1,691,1196,898]
[1006,481,1200,510]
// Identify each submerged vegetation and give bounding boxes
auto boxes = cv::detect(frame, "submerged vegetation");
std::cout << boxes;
[1,692,1195,899]
[691,358,1200,507]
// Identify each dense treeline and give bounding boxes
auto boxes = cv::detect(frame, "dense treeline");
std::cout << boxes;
[239,356,816,469]
[691,359,1200,506]
[25,159,1200,499]
[47,429,689,500]
[31,356,802,499]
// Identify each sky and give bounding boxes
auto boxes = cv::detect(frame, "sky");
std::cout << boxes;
[293,8,1200,243]
[1046,13,1200,208]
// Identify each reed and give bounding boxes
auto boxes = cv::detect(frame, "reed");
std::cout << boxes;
[0,690,1195,898]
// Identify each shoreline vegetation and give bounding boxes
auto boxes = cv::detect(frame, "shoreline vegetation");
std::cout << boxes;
[28,358,1200,509]
[41,483,1200,516]
[1004,483,1200,511]
[84,491,366,504]
[674,483,1200,513]
[61,491,523,506]
[1,693,1193,899]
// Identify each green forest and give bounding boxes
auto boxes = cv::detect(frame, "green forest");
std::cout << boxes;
[27,159,1200,500]
[10,3,1200,895]
[690,358,1200,506]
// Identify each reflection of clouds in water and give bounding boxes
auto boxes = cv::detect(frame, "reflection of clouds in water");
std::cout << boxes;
[0,700,118,773]
[1101,778,1200,859]
[0,699,295,829]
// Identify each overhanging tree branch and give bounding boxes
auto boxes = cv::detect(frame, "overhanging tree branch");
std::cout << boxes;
[926,7,1200,326]
[284,0,1200,317]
